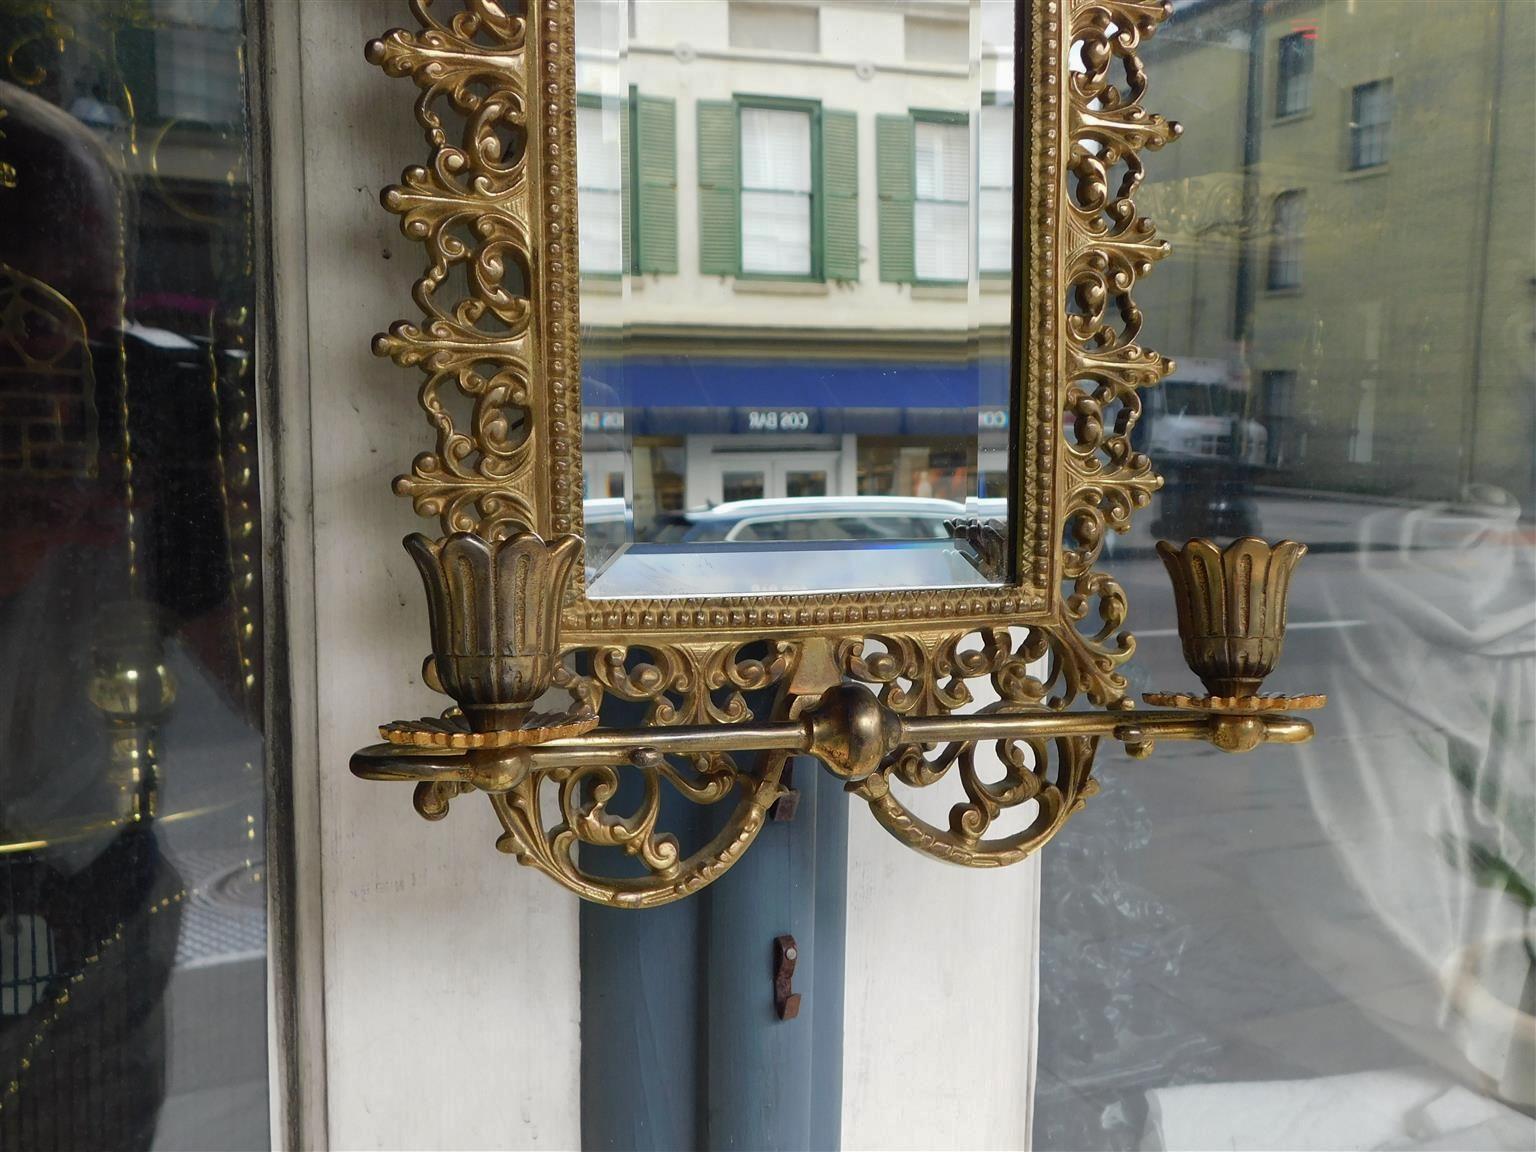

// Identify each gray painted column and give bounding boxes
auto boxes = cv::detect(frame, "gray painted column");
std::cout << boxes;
[581,744,847,1151]
[703,757,845,1151]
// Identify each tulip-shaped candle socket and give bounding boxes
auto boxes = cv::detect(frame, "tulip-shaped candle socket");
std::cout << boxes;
[1145,537,1326,750]
[379,531,598,749]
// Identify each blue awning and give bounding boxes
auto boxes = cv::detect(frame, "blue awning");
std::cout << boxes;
[582,356,1011,411]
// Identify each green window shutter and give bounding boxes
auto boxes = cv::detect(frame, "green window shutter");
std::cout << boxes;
[697,100,740,276]
[633,95,677,274]
[876,113,915,284]
[620,94,632,271]
[820,109,859,282]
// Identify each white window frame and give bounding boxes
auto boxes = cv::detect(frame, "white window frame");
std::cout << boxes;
[739,104,815,278]
[913,116,970,284]
[978,102,1014,277]
[576,100,625,276]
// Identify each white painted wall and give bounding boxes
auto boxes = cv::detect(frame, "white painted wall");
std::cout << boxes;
[287,3,582,1147]
[841,661,1040,1151]
[843,831,1041,1150]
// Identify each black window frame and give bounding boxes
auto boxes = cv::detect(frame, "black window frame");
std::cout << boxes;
[1267,190,1306,292]
[1276,30,1314,118]
[1349,79,1393,170]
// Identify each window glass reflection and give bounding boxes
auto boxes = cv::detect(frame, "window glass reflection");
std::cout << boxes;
[0,2,268,1147]
[740,106,814,277]
[576,101,625,275]
[1038,2,1536,1149]
[914,116,970,284]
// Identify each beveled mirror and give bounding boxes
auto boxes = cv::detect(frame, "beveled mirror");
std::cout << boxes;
[353,0,1324,907]
[572,0,1018,600]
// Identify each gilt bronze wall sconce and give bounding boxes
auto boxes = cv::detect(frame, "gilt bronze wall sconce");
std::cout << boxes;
[350,0,1324,908]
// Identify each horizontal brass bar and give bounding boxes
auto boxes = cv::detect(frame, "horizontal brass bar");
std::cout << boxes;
[351,709,1314,783]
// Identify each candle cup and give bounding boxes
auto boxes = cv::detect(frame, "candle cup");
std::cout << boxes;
[1156,537,1307,701]
[405,531,581,732]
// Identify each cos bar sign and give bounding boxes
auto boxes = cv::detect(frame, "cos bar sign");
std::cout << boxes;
[746,409,812,432]
[742,409,1009,432]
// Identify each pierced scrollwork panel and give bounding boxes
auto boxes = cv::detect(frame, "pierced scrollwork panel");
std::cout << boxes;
[834,623,1113,866]
[858,734,1100,869]
[577,639,795,727]
[476,641,798,906]
[1053,0,1180,707]
[367,0,551,539]
[404,740,786,909]
[463,621,1110,900]
[486,750,785,909]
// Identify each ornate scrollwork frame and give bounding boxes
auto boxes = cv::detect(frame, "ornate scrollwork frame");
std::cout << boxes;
[353,0,1216,907]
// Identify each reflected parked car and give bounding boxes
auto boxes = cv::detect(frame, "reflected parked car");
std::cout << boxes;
[646,496,969,544]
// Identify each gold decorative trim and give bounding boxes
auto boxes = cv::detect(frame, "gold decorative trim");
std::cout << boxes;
[365,0,1175,624]
[1143,692,1327,713]
[360,0,1188,905]
[365,1,542,538]
[380,707,598,748]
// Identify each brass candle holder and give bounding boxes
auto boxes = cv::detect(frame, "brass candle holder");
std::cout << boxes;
[347,0,1326,908]
[1145,537,1327,752]
[399,530,595,742]
[353,534,1326,897]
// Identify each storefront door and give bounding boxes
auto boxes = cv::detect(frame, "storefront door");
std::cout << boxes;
[583,450,629,500]
[702,451,842,504]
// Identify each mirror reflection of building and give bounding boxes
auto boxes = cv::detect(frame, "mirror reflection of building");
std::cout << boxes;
[573,0,1018,592]
[1130,1,1535,537]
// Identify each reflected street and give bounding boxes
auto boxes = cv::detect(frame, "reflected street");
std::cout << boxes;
[1039,488,1536,1150]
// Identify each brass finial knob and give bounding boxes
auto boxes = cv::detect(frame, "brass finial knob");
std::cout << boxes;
[803,683,902,782]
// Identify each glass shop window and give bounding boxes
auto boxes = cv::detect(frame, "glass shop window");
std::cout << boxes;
[722,469,767,503]
[855,438,975,501]
[634,437,686,518]
[1039,3,1536,1150]
[0,0,270,1147]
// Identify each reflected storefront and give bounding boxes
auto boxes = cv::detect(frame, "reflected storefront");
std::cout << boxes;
[580,357,1012,510]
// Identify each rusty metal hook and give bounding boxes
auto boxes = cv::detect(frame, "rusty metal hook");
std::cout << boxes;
[773,934,801,1021]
